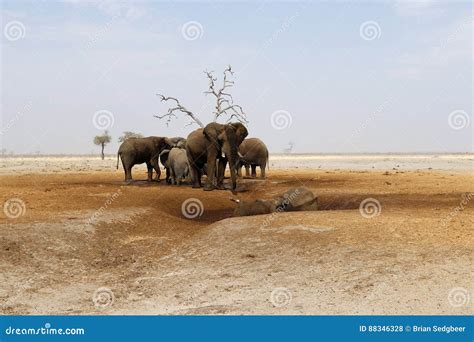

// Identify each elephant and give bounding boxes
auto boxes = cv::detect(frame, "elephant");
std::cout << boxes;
[238,137,269,178]
[232,187,318,217]
[232,198,277,217]
[186,122,248,191]
[159,137,186,183]
[276,187,318,212]
[116,136,171,182]
[168,148,190,185]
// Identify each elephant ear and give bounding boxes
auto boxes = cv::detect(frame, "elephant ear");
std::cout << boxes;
[229,123,248,145]
[203,123,224,144]
[164,137,173,148]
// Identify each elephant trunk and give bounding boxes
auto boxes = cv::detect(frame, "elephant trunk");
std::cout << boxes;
[227,146,241,191]
[223,125,242,191]
[229,156,237,191]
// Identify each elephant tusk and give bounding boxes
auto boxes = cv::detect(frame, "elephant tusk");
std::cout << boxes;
[238,152,244,158]
[229,198,240,203]
[159,149,170,156]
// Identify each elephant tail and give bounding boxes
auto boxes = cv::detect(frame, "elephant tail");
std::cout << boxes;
[116,152,121,170]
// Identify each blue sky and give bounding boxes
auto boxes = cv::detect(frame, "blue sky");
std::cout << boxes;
[1,0,472,154]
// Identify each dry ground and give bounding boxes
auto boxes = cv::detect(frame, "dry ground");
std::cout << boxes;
[0,166,473,314]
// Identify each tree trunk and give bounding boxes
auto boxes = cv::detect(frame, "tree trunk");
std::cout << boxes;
[101,143,105,160]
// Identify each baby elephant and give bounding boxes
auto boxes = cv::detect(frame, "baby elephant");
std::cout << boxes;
[168,148,190,185]
[232,187,318,217]
[159,137,187,183]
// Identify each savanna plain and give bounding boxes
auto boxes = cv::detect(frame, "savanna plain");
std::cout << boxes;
[0,154,472,315]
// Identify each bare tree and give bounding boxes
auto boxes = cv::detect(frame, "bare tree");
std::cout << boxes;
[93,130,112,160]
[118,131,144,143]
[155,65,247,127]
[204,65,247,124]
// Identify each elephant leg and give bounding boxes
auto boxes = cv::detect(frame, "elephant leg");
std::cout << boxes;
[204,149,218,190]
[153,162,161,182]
[166,167,171,184]
[260,163,266,178]
[197,168,202,187]
[126,168,132,182]
[251,165,257,178]
[146,162,153,182]
[122,159,133,182]
[245,165,250,177]
[149,157,161,182]
[170,168,176,185]
[122,159,130,181]
[237,164,242,178]
[190,165,201,188]
[216,158,227,189]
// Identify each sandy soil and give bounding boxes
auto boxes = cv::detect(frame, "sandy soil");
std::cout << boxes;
[0,157,473,315]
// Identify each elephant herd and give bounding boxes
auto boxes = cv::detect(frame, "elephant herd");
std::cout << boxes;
[116,122,269,191]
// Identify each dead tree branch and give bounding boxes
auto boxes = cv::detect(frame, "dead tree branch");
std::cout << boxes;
[154,95,204,128]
